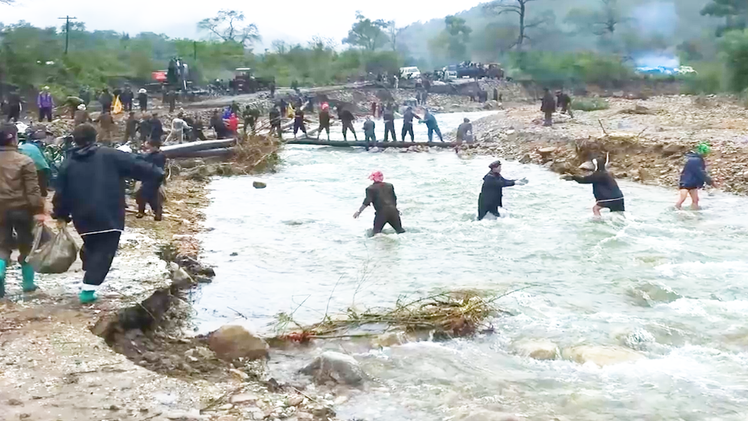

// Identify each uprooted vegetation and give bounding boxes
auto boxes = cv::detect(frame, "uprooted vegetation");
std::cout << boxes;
[274,290,515,344]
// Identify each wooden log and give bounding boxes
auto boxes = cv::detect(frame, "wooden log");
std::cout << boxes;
[284,139,459,148]
[161,139,236,158]
[171,148,236,159]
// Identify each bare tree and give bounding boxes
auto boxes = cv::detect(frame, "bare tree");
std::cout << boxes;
[386,21,401,52]
[197,10,260,47]
[595,0,630,35]
[484,0,547,50]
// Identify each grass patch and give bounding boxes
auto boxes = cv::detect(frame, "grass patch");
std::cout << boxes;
[572,98,610,111]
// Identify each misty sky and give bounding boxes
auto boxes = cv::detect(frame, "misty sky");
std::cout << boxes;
[0,0,487,48]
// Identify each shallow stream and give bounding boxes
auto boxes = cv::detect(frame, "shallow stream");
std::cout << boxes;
[195,112,748,420]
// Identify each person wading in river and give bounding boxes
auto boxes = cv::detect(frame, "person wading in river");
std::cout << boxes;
[675,142,713,210]
[562,153,625,216]
[353,171,405,235]
[52,124,164,304]
[477,160,528,220]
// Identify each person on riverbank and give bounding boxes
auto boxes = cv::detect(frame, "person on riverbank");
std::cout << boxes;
[243,105,260,135]
[37,87,54,123]
[167,90,177,113]
[401,107,420,142]
[95,111,115,145]
[556,90,573,118]
[339,107,358,142]
[383,105,397,142]
[0,123,46,298]
[136,139,166,221]
[317,103,331,141]
[120,86,134,112]
[419,110,444,142]
[124,112,138,143]
[353,171,405,235]
[52,124,164,304]
[149,113,164,142]
[477,160,528,220]
[562,154,625,216]
[137,89,148,112]
[18,140,51,198]
[541,88,556,127]
[99,89,113,114]
[675,143,713,210]
[227,113,239,137]
[166,113,189,144]
[6,91,22,122]
[74,104,90,127]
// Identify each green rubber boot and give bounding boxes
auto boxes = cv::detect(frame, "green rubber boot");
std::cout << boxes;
[21,263,37,293]
[79,290,97,304]
[0,260,6,298]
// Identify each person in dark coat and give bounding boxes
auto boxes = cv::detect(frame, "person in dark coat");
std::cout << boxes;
[353,171,405,234]
[210,110,230,139]
[383,105,397,142]
[149,113,163,142]
[541,88,556,126]
[269,81,276,98]
[52,124,163,304]
[124,112,138,143]
[493,88,500,102]
[6,92,22,122]
[136,138,166,221]
[138,114,152,144]
[120,86,134,112]
[562,153,625,216]
[477,160,528,220]
[339,108,358,141]
[317,103,331,141]
[137,89,148,112]
[243,105,260,135]
[168,90,177,113]
[99,89,113,113]
[401,107,420,142]
[269,106,282,139]
[556,90,573,118]
[675,143,713,210]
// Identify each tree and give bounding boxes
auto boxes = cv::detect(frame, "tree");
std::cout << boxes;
[720,29,748,91]
[197,10,260,47]
[429,16,472,64]
[701,0,748,36]
[484,0,548,50]
[342,12,388,51]
[566,0,629,37]
[386,21,402,52]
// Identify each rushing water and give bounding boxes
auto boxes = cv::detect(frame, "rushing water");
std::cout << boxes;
[195,112,748,420]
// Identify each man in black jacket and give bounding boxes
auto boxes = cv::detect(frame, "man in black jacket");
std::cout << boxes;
[562,154,624,216]
[120,86,134,112]
[99,89,113,113]
[52,124,163,304]
[150,113,164,142]
[383,105,397,142]
[477,160,527,220]
[401,107,420,142]
[338,108,358,141]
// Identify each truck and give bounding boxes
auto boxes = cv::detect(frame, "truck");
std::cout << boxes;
[232,68,275,94]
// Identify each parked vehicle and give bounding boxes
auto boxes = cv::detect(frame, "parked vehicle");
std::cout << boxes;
[399,66,421,80]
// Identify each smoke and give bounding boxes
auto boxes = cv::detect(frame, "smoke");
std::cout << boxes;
[631,1,678,36]
[634,53,679,69]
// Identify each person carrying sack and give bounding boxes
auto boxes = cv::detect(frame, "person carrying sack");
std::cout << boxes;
[0,123,46,298]
[52,124,164,304]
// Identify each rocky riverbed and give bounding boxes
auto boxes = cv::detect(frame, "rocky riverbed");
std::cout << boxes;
[459,95,748,195]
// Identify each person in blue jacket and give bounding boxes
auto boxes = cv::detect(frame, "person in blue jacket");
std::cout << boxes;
[419,109,443,142]
[675,143,713,210]
[477,160,527,220]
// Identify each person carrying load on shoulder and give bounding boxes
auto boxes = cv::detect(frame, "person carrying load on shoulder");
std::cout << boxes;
[562,153,625,216]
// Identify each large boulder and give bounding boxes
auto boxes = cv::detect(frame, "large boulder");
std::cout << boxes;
[208,325,268,361]
[561,345,643,367]
[511,339,559,361]
[300,351,366,386]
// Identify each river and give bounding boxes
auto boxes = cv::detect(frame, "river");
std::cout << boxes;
[195,112,748,420]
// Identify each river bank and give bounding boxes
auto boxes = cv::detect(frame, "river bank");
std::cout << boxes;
[462,95,748,195]
[0,138,348,421]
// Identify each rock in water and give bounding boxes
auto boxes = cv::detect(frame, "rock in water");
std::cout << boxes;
[253,181,267,189]
[511,339,559,360]
[300,351,366,386]
[208,325,268,361]
[561,345,643,367]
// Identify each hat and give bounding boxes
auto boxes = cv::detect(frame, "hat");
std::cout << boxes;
[77,104,86,110]
[696,142,711,156]
[369,171,384,183]
[488,160,501,169]
[139,88,147,94]
[321,102,329,110]
[43,86,50,90]
[0,122,18,141]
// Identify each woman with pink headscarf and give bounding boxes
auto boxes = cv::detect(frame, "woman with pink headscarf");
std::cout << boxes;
[353,171,405,234]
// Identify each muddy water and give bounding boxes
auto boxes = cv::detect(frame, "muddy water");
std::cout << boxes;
[196,112,748,420]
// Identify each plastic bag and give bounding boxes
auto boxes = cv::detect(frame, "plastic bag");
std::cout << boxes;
[27,224,79,274]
